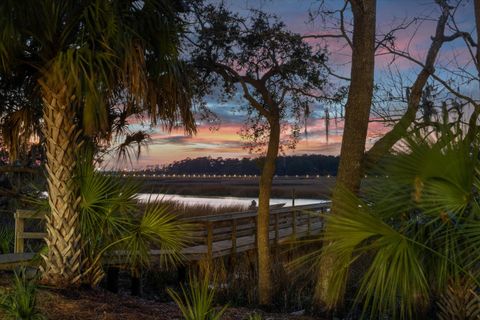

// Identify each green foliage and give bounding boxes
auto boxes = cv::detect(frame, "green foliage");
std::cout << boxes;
[167,276,227,320]
[320,130,480,319]
[0,269,45,320]
[0,225,14,254]
[29,153,193,285]
[77,157,193,284]
[0,0,195,162]
[246,313,262,320]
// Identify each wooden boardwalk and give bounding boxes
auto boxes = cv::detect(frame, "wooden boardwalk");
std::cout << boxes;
[0,203,329,269]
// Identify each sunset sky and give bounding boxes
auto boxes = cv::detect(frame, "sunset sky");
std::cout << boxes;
[113,0,477,169]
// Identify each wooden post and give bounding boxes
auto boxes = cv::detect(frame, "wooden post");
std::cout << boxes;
[231,219,237,255]
[307,211,312,236]
[253,216,257,249]
[206,222,213,263]
[230,219,237,266]
[14,211,24,254]
[131,270,142,296]
[292,188,296,207]
[291,209,297,239]
[177,265,187,283]
[106,266,120,293]
[274,213,279,245]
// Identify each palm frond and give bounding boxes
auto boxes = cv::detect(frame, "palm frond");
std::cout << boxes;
[123,201,194,270]
[319,188,429,317]
[75,151,192,284]
[318,129,480,318]
[1,0,196,146]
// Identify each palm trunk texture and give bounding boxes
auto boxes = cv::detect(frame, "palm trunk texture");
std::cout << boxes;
[40,84,82,286]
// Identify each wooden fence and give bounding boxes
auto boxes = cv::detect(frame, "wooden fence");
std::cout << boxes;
[14,210,46,254]
[10,202,329,265]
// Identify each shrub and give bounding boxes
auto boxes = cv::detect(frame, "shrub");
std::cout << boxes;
[167,276,227,320]
[0,268,45,320]
[0,225,14,254]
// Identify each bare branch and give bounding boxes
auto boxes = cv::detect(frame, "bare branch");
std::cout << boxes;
[366,0,459,164]
[375,17,417,51]
[339,0,353,48]
[323,63,350,81]
[389,49,479,107]
[302,1,352,48]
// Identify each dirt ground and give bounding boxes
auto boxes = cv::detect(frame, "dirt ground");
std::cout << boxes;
[36,287,320,320]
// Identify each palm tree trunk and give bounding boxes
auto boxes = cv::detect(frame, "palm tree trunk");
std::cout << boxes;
[257,118,280,305]
[40,84,82,286]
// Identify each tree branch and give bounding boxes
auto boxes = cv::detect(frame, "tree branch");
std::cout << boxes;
[365,0,458,165]
[302,1,352,48]
[212,62,272,119]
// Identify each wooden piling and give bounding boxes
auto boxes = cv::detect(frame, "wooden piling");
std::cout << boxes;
[206,222,213,263]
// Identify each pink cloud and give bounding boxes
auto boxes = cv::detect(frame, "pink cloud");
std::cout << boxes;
[114,116,391,169]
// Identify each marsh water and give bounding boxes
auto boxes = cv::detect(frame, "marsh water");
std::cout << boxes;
[136,193,327,208]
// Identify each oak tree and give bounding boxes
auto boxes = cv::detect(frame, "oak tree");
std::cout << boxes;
[189,3,332,304]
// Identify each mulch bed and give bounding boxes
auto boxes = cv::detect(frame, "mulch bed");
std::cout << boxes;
[38,287,320,320]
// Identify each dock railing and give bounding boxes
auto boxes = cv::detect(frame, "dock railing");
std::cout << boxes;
[186,202,330,261]
[14,210,46,253]
[13,202,330,260]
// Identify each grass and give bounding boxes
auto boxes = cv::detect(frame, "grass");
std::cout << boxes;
[139,201,248,218]
[128,176,335,199]
[0,224,14,254]
[169,202,248,218]
[247,313,263,320]
[0,269,45,320]
[187,242,320,314]
[167,276,228,320]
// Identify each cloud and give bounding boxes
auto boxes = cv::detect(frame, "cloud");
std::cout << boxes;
[117,0,476,169]
[150,135,194,145]
[118,107,392,168]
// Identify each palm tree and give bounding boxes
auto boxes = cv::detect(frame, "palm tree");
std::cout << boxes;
[0,73,42,163]
[76,157,192,286]
[0,0,195,287]
[318,126,480,318]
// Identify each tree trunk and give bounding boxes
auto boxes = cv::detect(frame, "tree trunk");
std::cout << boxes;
[257,117,280,305]
[316,0,376,311]
[40,83,82,287]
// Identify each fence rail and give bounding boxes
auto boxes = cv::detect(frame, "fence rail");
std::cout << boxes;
[9,202,329,266]
[14,210,47,254]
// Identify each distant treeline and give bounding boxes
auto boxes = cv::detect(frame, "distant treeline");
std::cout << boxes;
[150,155,339,176]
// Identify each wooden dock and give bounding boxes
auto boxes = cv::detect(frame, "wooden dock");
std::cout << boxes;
[1,203,329,269]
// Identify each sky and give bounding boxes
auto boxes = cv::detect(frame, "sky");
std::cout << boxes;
[113,0,477,169]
